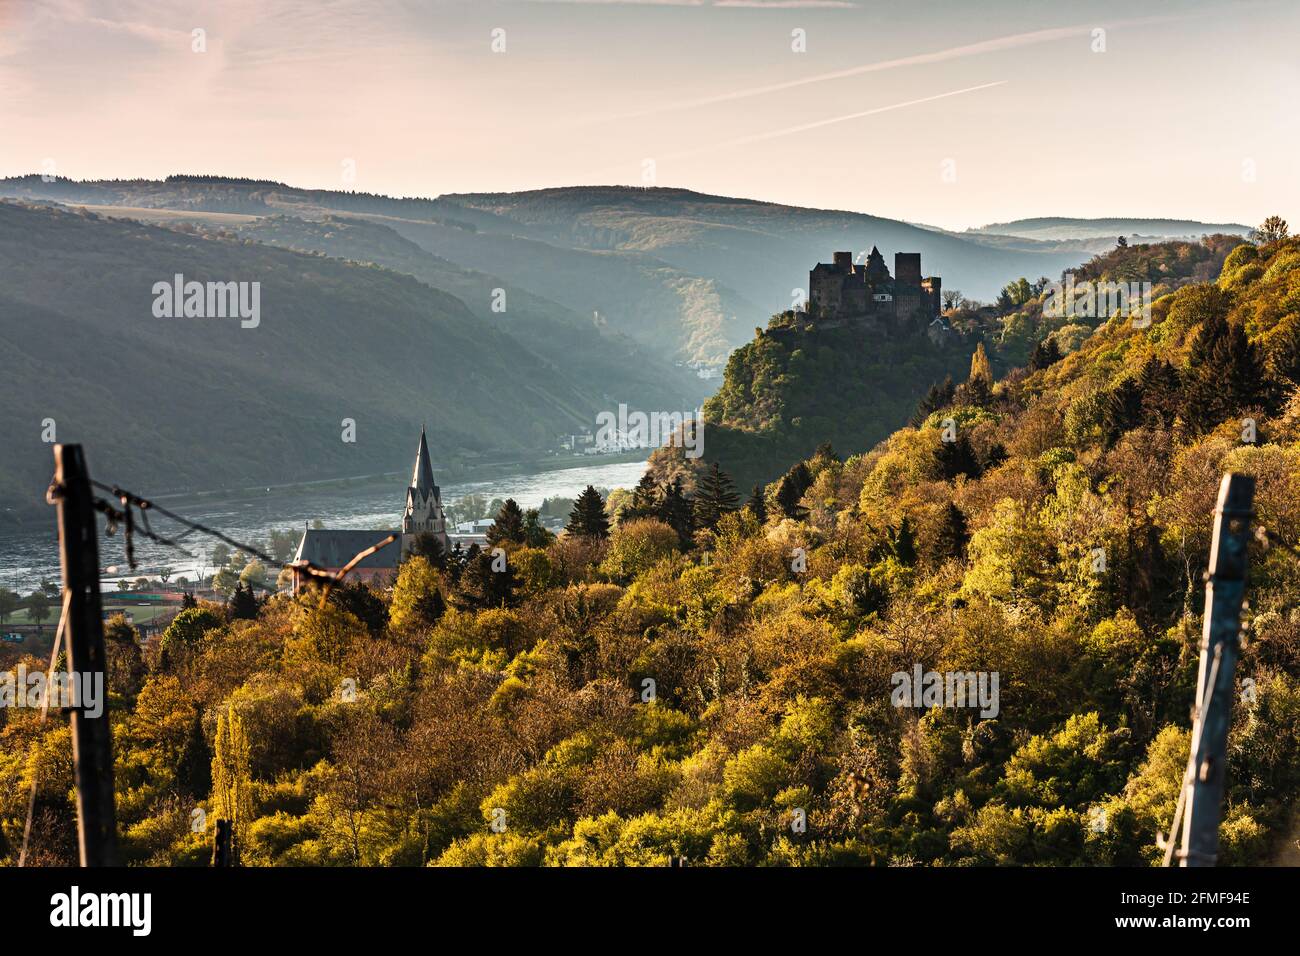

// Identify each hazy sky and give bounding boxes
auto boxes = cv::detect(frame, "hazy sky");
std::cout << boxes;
[1,0,1295,229]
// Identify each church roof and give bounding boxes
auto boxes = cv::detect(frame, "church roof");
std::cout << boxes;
[411,425,437,494]
[294,529,403,571]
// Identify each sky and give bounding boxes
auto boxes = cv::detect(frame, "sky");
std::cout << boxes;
[0,0,1296,229]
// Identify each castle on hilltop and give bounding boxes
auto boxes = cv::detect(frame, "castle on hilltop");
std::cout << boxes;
[808,247,942,325]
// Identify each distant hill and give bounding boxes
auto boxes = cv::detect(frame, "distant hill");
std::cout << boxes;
[0,177,1100,364]
[0,201,617,521]
[967,216,1251,243]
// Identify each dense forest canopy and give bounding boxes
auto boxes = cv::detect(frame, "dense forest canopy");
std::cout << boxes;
[3,228,1299,867]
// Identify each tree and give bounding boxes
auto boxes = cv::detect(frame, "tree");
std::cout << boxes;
[1252,215,1289,244]
[935,433,981,481]
[745,484,768,524]
[942,289,963,312]
[211,704,254,865]
[1269,319,1300,386]
[692,462,740,532]
[389,556,446,631]
[969,342,993,386]
[158,606,224,668]
[621,472,661,522]
[408,532,447,569]
[27,592,50,628]
[1116,235,1128,248]
[158,567,174,584]
[930,502,969,564]
[227,582,259,620]
[655,477,695,548]
[566,486,611,539]
[210,543,230,568]
[887,517,918,566]
[486,498,526,548]
[456,549,518,610]
[1028,337,1061,371]
[911,376,956,426]
[521,509,554,548]
[0,588,18,625]
[774,462,812,520]
[103,614,146,698]
[211,567,238,596]
[239,560,267,590]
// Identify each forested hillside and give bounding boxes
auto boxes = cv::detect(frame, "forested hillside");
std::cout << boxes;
[0,202,603,519]
[5,228,1297,867]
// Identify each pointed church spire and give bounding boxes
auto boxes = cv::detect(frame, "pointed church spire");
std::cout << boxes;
[412,425,436,494]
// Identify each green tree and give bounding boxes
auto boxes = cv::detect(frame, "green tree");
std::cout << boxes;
[521,509,554,548]
[693,462,740,532]
[0,587,18,624]
[621,472,661,522]
[654,476,695,547]
[1252,215,1289,244]
[566,486,610,539]
[26,592,50,628]
[486,498,527,547]
[211,704,254,865]
[389,555,446,632]
[227,582,259,620]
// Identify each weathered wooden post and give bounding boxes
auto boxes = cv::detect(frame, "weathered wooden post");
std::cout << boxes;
[1180,472,1254,867]
[52,444,119,866]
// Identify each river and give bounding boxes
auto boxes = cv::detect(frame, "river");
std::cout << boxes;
[0,458,648,593]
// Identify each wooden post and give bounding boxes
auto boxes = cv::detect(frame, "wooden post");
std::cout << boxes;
[1180,473,1253,867]
[52,444,119,866]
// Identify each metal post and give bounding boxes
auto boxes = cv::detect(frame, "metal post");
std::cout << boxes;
[1180,473,1253,867]
[52,444,119,866]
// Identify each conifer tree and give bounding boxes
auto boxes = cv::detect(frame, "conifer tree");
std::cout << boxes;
[456,549,518,610]
[655,477,695,547]
[227,581,258,620]
[522,508,554,547]
[693,462,740,532]
[911,376,957,426]
[566,485,611,539]
[1028,337,1061,371]
[935,432,981,481]
[931,502,969,563]
[889,516,918,566]
[746,484,768,524]
[486,498,526,547]
[622,472,661,521]
[774,462,812,519]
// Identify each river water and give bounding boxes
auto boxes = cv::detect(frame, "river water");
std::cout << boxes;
[0,458,647,593]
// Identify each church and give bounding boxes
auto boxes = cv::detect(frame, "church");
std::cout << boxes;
[290,427,450,592]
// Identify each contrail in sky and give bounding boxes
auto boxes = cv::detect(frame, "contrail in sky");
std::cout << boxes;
[579,13,1199,126]
[661,80,1007,160]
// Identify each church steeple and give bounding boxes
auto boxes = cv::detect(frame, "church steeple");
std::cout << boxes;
[411,425,436,495]
[402,426,449,551]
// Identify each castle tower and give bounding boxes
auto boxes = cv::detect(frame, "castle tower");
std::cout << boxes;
[401,426,450,557]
